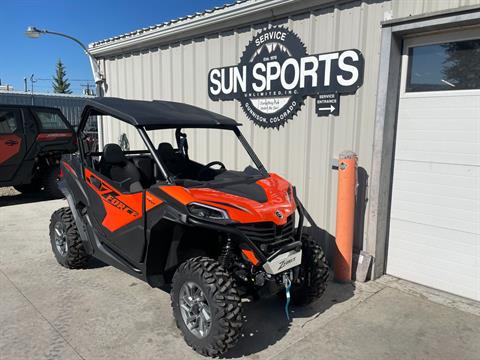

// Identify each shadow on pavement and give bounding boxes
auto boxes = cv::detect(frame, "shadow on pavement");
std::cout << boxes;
[85,257,109,269]
[223,280,355,358]
[0,191,54,207]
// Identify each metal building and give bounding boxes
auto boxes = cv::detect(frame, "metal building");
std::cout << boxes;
[0,91,91,127]
[89,0,480,301]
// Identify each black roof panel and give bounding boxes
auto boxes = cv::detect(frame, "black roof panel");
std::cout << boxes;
[83,97,240,129]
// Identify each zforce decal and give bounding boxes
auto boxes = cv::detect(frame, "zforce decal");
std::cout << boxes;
[102,190,140,217]
[85,169,162,232]
[208,27,364,128]
[0,134,21,165]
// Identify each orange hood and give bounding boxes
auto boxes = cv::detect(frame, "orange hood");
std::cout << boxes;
[160,173,295,225]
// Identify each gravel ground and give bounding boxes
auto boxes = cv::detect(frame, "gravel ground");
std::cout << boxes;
[0,187,19,197]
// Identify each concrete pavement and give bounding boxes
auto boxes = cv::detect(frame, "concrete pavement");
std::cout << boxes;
[1,196,479,360]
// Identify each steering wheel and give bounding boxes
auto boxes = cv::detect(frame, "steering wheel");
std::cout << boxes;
[197,161,226,180]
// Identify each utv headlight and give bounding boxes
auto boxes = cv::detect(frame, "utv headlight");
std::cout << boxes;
[187,202,229,220]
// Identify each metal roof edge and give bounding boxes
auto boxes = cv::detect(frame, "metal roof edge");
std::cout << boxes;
[89,0,334,57]
[90,0,250,48]
[0,90,93,99]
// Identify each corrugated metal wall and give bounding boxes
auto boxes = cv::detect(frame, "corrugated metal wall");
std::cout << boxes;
[0,91,90,127]
[98,0,480,253]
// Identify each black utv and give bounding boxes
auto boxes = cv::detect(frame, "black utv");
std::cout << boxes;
[0,104,77,198]
[50,98,329,357]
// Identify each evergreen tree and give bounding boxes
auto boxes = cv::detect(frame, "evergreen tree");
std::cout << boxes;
[52,59,72,94]
[442,40,480,89]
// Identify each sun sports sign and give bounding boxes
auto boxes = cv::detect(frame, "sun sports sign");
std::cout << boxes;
[208,27,365,129]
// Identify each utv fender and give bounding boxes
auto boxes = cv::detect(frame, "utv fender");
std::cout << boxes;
[146,216,268,287]
[57,179,93,254]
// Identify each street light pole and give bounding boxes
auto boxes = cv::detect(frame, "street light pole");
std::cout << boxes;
[25,26,105,148]
[26,26,104,95]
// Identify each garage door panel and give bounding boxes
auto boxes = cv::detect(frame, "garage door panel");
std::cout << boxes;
[396,118,478,133]
[397,132,478,148]
[389,219,478,262]
[394,160,477,185]
[387,34,480,301]
[397,95,480,111]
[391,209,476,235]
[391,196,476,223]
[392,171,478,210]
[396,131,479,165]
[388,220,478,300]
[395,97,480,165]
[393,170,477,202]
[397,122,479,143]
[393,179,475,202]
[387,252,478,300]
[391,159,479,234]
[395,145,479,165]
[393,190,476,212]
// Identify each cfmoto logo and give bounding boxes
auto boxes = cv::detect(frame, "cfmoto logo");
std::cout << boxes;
[275,210,284,219]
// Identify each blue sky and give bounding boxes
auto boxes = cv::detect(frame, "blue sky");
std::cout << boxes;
[0,0,230,93]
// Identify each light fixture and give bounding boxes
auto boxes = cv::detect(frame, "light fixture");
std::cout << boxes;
[25,26,43,39]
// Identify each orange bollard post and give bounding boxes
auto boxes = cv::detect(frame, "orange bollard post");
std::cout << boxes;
[334,151,357,282]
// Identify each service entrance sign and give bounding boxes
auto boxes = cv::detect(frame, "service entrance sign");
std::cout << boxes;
[316,93,340,116]
[208,27,364,129]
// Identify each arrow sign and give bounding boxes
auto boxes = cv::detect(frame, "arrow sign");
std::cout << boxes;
[317,105,336,113]
[316,93,340,117]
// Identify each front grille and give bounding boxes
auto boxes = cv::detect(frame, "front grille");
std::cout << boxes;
[236,215,295,255]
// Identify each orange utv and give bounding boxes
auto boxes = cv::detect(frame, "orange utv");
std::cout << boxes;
[50,97,329,357]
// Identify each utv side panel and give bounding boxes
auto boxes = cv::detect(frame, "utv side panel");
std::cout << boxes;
[83,171,146,264]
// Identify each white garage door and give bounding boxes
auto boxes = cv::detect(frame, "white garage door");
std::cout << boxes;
[387,29,480,301]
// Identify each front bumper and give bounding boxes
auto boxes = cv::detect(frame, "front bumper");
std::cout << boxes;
[263,248,302,275]
[186,186,308,268]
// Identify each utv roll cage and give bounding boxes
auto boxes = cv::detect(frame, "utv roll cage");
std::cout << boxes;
[77,97,269,184]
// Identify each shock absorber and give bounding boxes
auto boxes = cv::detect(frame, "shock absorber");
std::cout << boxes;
[219,236,233,268]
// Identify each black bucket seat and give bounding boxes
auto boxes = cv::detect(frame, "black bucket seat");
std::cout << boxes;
[157,142,188,177]
[99,143,143,192]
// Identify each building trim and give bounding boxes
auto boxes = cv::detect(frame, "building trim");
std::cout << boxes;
[382,4,480,28]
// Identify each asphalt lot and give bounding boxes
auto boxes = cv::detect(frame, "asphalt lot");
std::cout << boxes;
[1,188,480,360]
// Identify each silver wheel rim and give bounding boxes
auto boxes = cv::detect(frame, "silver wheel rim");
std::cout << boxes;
[179,281,212,338]
[54,222,68,256]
